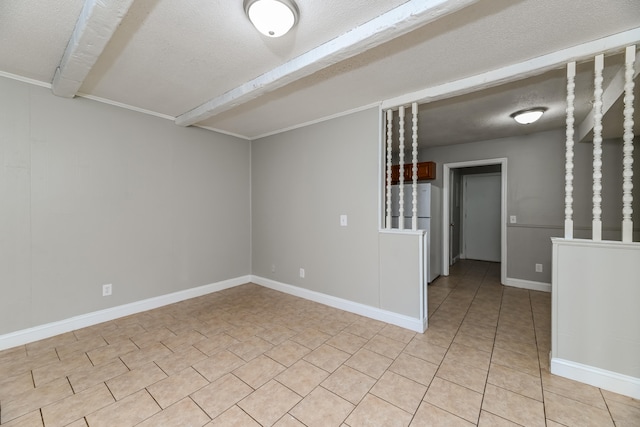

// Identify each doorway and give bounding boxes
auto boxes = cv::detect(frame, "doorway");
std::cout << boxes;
[462,172,501,262]
[442,158,507,284]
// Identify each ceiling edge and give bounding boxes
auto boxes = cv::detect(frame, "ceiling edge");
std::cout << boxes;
[248,102,382,141]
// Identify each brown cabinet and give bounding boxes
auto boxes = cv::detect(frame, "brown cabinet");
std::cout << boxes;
[390,161,435,184]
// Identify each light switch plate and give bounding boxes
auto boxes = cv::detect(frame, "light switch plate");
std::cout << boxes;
[510,215,517,224]
[340,215,348,226]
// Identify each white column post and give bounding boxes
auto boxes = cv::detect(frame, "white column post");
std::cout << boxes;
[398,106,406,230]
[592,54,604,241]
[385,109,393,229]
[564,62,576,239]
[622,45,635,243]
[411,102,419,231]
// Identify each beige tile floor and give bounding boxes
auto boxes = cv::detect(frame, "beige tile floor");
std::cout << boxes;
[1,260,639,426]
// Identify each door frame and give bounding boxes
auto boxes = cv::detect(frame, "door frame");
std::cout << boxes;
[442,158,507,284]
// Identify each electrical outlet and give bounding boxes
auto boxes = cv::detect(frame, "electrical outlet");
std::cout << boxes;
[510,215,517,224]
[299,268,305,278]
[271,264,276,273]
[102,284,112,296]
[340,214,348,227]
[535,264,543,273]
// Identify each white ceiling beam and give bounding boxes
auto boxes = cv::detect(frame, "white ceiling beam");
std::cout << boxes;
[576,49,640,142]
[381,27,640,110]
[52,0,134,98]
[175,0,479,127]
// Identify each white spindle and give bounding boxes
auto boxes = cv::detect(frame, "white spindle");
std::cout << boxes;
[564,62,576,239]
[412,102,419,230]
[398,106,406,230]
[622,45,635,243]
[592,54,604,241]
[385,109,393,229]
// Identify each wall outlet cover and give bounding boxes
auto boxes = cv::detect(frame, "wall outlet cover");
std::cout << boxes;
[299,268,305,278]
[535,264,543,273]
[340,215,348,226]
[102,284,112,296]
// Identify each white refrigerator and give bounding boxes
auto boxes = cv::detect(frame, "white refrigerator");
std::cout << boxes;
[390,182,441,283]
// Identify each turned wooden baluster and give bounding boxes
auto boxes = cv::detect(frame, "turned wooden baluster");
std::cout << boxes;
[564,61,576,239]
[398,106,406,230]
[385,109,393,229]
[412,102,419,231]
[622,45,635,243]
[592,54,604,241]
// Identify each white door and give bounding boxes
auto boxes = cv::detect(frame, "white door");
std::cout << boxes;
[462,173,501,262]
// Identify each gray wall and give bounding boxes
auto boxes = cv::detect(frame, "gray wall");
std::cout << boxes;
[421,130,639,283]
[251,108,381,308]
[0,77,251,335]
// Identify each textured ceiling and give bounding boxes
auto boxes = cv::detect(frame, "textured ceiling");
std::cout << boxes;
[0,0,639,142]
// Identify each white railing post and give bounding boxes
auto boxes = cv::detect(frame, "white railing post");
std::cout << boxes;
[398,106,406,230]
[565,61,576,239]
[622,45,635,243]
[385,109,393,229]
[592,54,604,242]
[412,102,419,231]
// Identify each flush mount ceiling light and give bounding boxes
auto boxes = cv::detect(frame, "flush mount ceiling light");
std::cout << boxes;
[244,0,299,37]
[510,107,548,124]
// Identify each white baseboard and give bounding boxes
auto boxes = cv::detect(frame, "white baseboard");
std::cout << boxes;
[251,276,426,333]
[551,357,640,400]
[1,274,428,351]
[505,277,551,292]
[0,276,251,351]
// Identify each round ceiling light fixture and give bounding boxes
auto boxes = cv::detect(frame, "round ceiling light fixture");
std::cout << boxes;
[244,0,299,38]
[510,107,548,125]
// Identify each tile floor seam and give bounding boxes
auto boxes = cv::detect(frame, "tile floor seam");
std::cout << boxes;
[477,279,503,426]
[598,387,613,426]
[185,395,214,424]
[528,288,550,426]
[230,372,257,395]
[430,269,487,426]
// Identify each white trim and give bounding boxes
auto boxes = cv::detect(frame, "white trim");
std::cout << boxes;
[194,124,252,141]
[504,277,551,293]
[382,27,640,110]
[251,102,381,140]
[77,93,176,121]
[442,158,508,284]
[551,237,640,250]
[0,71,52,89]
[252,276,425,333]
[0,276,250,351]
[378,229,425,236]
[551,358,640,400]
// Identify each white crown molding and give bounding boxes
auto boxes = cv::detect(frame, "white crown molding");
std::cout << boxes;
[0,71,51,88]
